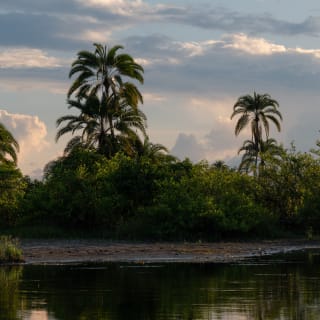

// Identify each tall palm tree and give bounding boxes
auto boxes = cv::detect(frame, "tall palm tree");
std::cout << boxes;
[58,43,146,157]
[0,123,19,165]
[56,93,147,158]
[231,92,282,148]
[238,138,283,174]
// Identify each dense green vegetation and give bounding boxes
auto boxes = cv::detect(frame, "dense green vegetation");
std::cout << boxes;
[0,236,23,263]
[1,43,320,240]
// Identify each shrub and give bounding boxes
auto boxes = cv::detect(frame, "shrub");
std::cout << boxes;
[0,236,23,263]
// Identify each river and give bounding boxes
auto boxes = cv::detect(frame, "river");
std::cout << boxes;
[1,249,320,320]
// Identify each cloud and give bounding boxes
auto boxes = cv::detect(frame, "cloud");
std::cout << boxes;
[0,110,50,176]
[0,48,61,68]
[168,96,242,163]
[171,126,239,163]
[171,133,206,162]
[0,78,67,94]
[174,7,320,37]
[294,47,320,59]
[77,0,147,16]
[223,33,286,55]
[143,92,166,103]
[2,2,320,53]
[124,33,320,99]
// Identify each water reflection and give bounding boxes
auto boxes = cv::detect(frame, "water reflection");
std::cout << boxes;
[1,250,320,320]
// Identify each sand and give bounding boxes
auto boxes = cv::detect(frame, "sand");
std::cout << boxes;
[19,239,320,264]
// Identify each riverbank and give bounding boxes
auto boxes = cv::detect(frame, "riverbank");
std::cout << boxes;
[19,239,320,264]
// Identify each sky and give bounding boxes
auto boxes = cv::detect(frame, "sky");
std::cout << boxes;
[1,0,320,178]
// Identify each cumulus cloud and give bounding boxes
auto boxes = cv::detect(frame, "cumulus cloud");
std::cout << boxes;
[223,33,286,55]
[168,96,244,163]
[0,110,50,176]
[125,32,320,98]
[171,133,206,162]
[0,48,61,68]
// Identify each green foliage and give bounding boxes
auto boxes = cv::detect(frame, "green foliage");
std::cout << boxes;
[131,161,273,240]
[0,122,19,165]
[258,147,317,216]
[0,164,26,227]
[18,144,320,239]
[0,236,23,263]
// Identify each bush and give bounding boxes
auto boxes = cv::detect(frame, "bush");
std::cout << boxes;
[0,236,23,263]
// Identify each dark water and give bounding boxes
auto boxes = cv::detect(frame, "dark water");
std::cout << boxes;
[1,250,320,320]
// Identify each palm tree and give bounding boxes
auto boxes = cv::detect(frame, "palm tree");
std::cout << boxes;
[68,43,144,101]
[56,93,147,158]
[57,43,146,157]
[0,123,19,165]
[132,137,177,163]
[68,44,144,136]
[238,138,283,174]
[231,92,282,149]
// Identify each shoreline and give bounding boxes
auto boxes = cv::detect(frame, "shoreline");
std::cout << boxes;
[18,238,320,265]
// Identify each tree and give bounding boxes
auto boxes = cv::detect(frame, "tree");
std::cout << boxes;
[238,138,283,174]
[231,92,282,173]
[133,137,177,163]
[231,92,282,144]
[57,43,146,157]
[56,94,147,158]
[0,123,19,165]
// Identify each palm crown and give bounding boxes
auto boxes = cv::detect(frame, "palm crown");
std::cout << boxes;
[0,123,19,165]
[231,92,282,146]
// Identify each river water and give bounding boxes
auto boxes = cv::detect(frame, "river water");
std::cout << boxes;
[1,249,320,320]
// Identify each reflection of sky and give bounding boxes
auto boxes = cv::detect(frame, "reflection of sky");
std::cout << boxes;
[1,0,320,177]
[24,310,52,320]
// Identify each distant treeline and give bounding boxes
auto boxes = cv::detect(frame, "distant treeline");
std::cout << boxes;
[1,145,320,240]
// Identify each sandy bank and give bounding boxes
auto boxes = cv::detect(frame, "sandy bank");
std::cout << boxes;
[19,239,320,264]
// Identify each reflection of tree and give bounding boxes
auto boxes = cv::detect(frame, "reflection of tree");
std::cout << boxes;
[0,267,23,320]
[10,252,320,320]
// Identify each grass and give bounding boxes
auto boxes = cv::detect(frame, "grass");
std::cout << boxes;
[0,236,23,263]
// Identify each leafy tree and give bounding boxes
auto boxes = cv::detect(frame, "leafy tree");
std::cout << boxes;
[256,145,320,229]
[57,43,146,158]
[0,124,24,226]
[0,123,19,165]
[211,160,231,171]
[0,164,25,226]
